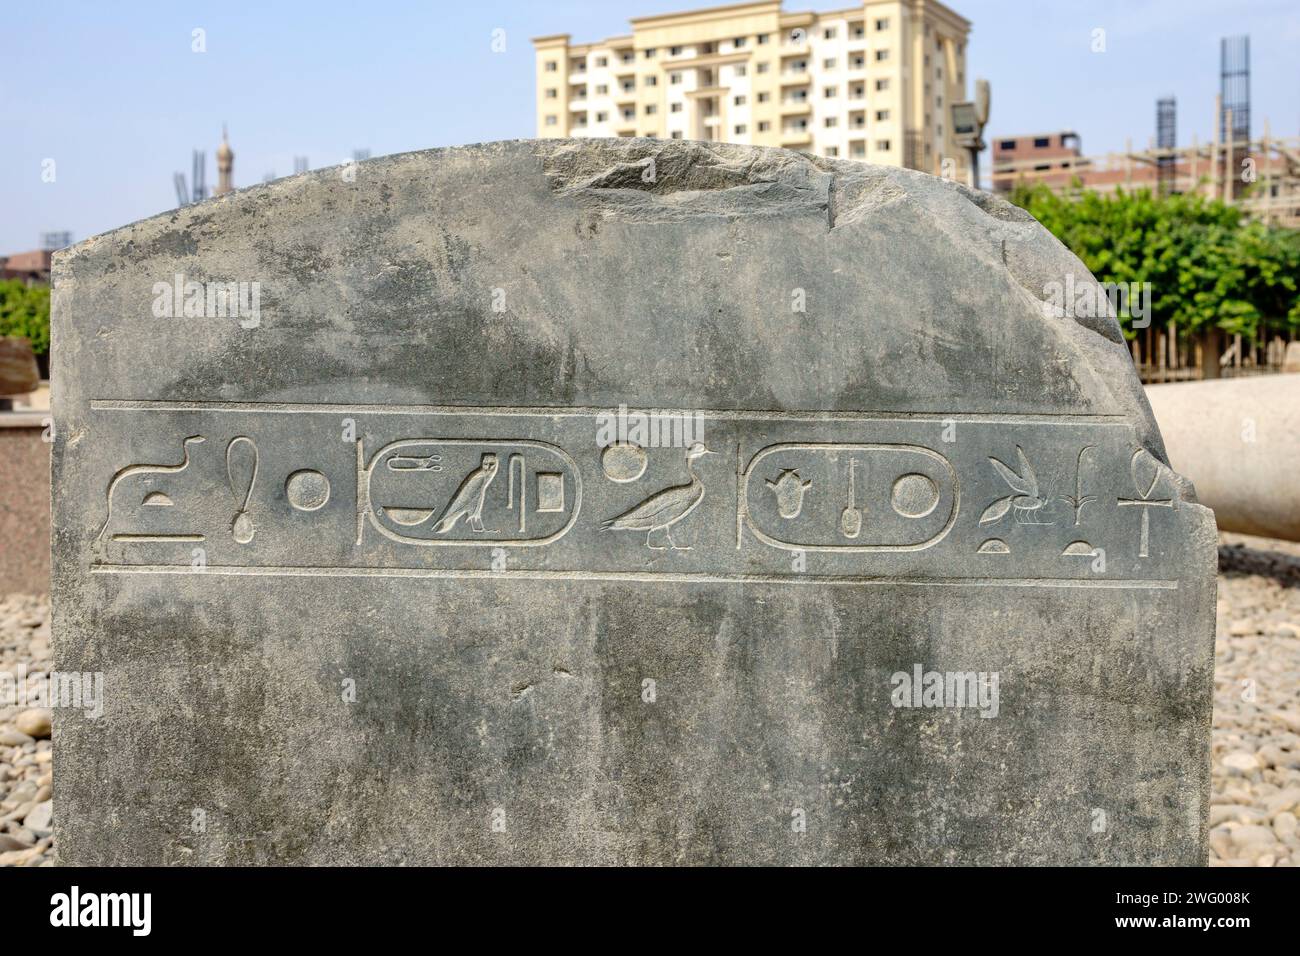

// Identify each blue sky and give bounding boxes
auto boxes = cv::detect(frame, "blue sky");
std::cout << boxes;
[3,0,1297,253]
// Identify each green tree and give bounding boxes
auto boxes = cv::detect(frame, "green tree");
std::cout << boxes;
[0,280,51,356]
[1008,183,1300,350]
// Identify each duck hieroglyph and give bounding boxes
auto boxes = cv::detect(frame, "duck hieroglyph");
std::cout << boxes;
[601,442,714,550]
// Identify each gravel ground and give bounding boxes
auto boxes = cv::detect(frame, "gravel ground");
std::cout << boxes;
[1210,533,1300,867]
[2,532,1297,867]
[0,594,53,867]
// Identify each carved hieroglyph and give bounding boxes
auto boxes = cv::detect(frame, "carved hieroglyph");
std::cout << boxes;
[87,400,1183,585]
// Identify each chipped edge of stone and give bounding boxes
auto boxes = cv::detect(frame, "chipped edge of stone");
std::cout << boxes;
[50,138,1198,507]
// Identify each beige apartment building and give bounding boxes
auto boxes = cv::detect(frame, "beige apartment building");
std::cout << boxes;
[533,0,971,176]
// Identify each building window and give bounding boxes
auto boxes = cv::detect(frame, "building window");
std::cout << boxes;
[824,86,837,98]
[758,33,770,44]
[734,64,747,76]
[875,49,889,61]
[734,37,747,48]
[645,104,657,114]
[875,18,889,30]
[595,84,608,94]
[595,56,607,67]
[758,120,771,131]
[823,27,837,39]
[545,61,558,72]
[826,146,839,156]
[1000,140,1017,151]
[851,54,865,69]
[823,57,837,69]
[757,91,770,102]
[735,124,747,134]
[877,139,891,150]
[757,62,770,73]
[670,72,682,84]
[545,88,557,98]
[851,142,866,158]
[621,52,634,63]
[572,58,586,71]
[644,48,656,58]
[1034,137,1050,148]
[645,75,657,86]
[622,108,635,120]
[825,116,838,127]
[875,78,889,90]
[671,130,683,139]
[670,45,682,56]
[876,109,889,121]
[670,102,682,112]
[545,115,558,126]
[733,94,746,105]
[596,111,608,122]
[851,23,865,39]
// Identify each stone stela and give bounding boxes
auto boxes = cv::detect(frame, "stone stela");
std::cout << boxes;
[51,140,1217,866]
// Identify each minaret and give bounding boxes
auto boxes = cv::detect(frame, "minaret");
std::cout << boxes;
[214,124,234,196]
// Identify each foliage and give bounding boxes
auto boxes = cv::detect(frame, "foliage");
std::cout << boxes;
[1008,183,1300,342]
[0,280,51,355]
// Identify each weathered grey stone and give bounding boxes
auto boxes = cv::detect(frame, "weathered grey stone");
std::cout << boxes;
[52,139,1216,865]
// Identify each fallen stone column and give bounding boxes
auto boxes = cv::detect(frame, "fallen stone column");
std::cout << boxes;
[1146,375,1300,541]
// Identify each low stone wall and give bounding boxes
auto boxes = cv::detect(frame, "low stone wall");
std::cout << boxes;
[0,414,49,595]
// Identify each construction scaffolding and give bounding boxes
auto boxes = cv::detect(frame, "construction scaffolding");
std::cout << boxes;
[1221,35,1250,201]
[1156,96,1176,196]
[991,126,1300,229]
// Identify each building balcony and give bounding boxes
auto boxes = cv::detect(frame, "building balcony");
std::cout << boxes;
[781,132,813,147]
[780,101,812,114]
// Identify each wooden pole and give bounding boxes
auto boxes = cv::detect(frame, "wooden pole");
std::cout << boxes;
[1191,133,1199,193]
[1224,108,1234,204]
[1212,94,1222,202]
